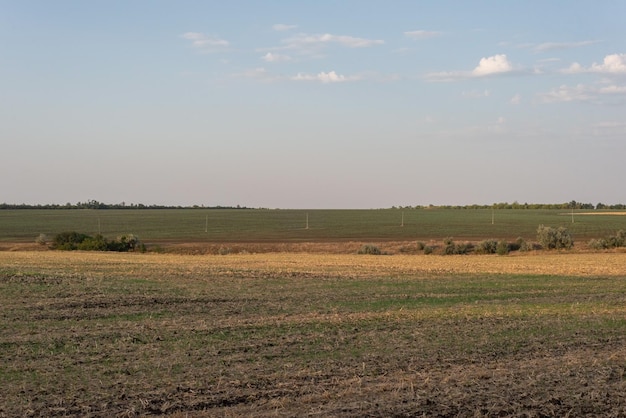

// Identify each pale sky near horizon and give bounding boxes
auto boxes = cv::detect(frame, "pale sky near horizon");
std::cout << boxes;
[2,1,626,208]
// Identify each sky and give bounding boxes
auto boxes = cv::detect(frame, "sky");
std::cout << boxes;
[2,1,626,209]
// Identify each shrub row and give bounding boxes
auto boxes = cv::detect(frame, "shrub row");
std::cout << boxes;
[357,227,571,256]
[50,232,144,252]
[588,230,626,250]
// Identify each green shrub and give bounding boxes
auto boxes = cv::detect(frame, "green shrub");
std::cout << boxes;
[77,234,108,251]
[475,239,498,254]
[52,231,90,250]
[588,231,626,250]
[423,245,433,255]
[537,225,573,250]
[588,238,608,250]
[496,241,509,256]
[606,230,626,248]
[416,241,425,251]
[358,244,382,255]
[442,238,471,255]
[52,231,142,252]
[518,239,534,252]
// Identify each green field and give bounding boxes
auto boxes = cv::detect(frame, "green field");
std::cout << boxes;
[1,252,625,416]
[1,208,625,243]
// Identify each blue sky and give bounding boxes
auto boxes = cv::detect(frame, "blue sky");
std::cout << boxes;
[2,1,626,208]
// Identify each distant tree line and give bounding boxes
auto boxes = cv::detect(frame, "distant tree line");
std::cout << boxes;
[2,200,626,210]
[0,200,248,210]
[395,201,626,210]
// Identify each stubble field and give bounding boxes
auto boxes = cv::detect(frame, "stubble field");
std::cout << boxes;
[2,250,626,417]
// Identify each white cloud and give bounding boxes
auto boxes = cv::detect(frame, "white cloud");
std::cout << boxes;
[273,23,297,32]
[181,32,229,51]
[261,52,291,62]
[591,53,626,74]
[472,54,512,76]
[404,30,442,40]
[540,84,592,103]
[599,84,626,94]
[425,54,515,81]
[510,94,521,105]
[533,40,599,53]
[282,33,384,50]
[564,53,626,74]
[291,70,358,83]
[539,83,626,103]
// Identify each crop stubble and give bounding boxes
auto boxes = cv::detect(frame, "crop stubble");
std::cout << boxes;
[1,251,626,417]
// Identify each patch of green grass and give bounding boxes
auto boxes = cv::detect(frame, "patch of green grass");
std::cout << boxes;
[2,208,626,243]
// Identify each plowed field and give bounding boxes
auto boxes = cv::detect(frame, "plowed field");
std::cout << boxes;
[2,251,626,417]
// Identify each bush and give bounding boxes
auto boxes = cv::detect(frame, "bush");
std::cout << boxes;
[537,225,573,250]
[442,238,472,255]
[358,244,381,255]
[52,231,91,250]
[475,239,498,254]
[518,239,534,252]
[52,231,142,252]
[588,230,626,250]
[416,241,426,251]
[496,241,510,256]
[607,230,626,248]
[77,234,108,251]
[588,238,608,250]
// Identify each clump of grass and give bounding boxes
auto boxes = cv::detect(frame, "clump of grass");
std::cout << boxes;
[218,246,232,255]
[357,244,382,255]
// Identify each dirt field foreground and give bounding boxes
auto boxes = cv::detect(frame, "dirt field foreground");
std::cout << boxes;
[1,250,626,417]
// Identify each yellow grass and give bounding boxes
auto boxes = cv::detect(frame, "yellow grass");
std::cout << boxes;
[2,250,626,278]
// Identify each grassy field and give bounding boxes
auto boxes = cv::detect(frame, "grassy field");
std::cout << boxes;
[1,208,626,244]
[2,251,626,416]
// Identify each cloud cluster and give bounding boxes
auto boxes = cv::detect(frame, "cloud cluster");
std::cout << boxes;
[540,83,626,103]
[282,33,384,49]
[292,70,357,83]
[472,54,513,76]
[426,54,514,81]
[564,53,626,74]
[261,52,291,63]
